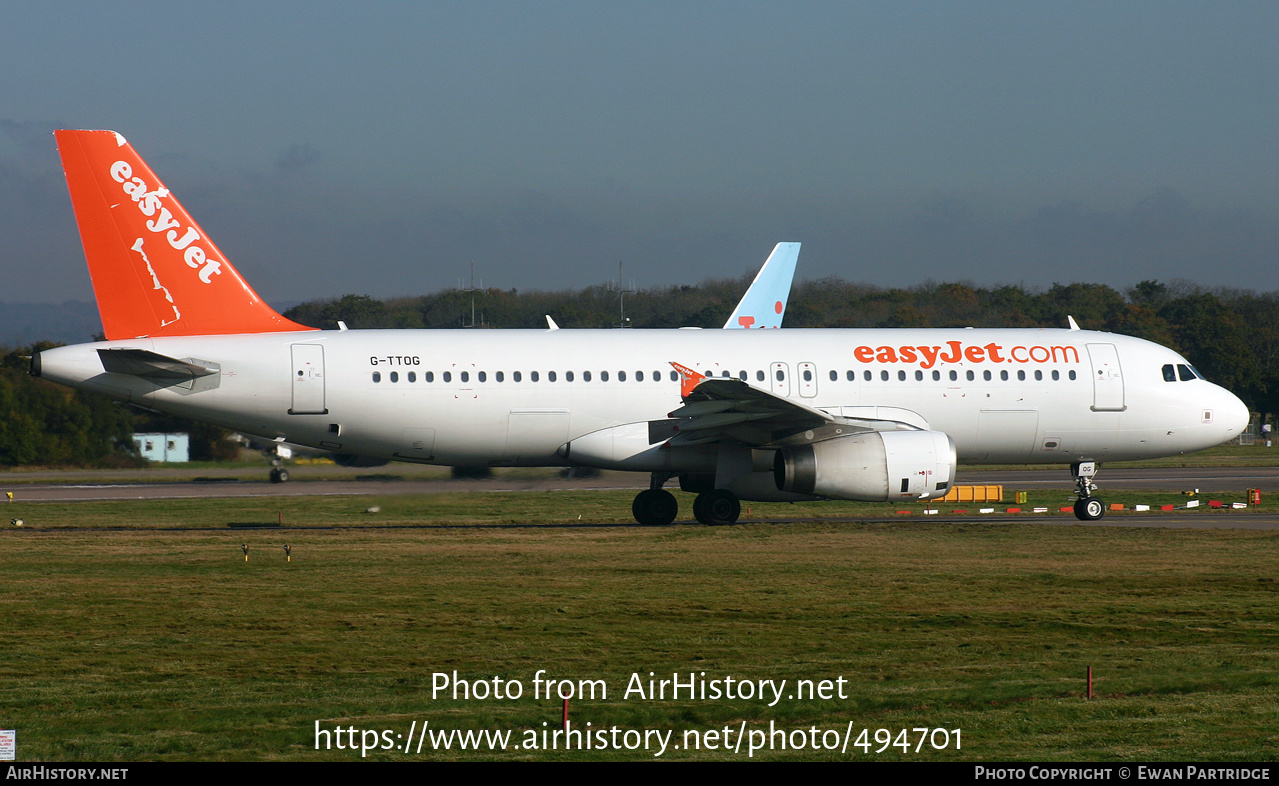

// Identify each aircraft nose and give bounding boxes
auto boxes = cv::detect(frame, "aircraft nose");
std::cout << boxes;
[1219,388,1250,439]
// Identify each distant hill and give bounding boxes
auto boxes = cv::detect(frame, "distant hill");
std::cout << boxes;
[0,301,102,347]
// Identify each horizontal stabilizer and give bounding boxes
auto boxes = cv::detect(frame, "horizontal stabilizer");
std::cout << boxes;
[97,348,219,380]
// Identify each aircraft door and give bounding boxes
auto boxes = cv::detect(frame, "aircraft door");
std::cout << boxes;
[1086,343,1125,412]
[290,344,327,414]
[798,362,818,398]
[771,362,790,397]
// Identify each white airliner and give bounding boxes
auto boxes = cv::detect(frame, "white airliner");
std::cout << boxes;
[35,130,1249,525]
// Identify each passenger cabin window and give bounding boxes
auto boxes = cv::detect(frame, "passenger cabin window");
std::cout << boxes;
[461,371,469,383]
[443,371,452,383]
[583,371,592,382]
[898,370,906,381]
[390,372,399,382]
[531,371,539,382]
[915,370,923,381]
[669,370,678,382]
[548,371,557,382]
[880,370,889,381]
[566,371,575,382]
[846,370,855,381]
[1052,370,1060,381]
[372,372,381,383]
[477,371,486,382]
[757,370,766,382]
[829,370,837,382]
[864,370,872,381]
[426,371,435,382]
[949,371,958,381]
[1034,370,1042,381]
[408,371,416,382]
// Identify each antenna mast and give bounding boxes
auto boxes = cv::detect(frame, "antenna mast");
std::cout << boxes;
[618,261,636,328]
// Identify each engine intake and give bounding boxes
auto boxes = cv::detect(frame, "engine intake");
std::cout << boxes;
[774,430,956,501]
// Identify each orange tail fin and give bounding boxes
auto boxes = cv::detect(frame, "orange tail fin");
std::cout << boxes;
[55,130,315,340]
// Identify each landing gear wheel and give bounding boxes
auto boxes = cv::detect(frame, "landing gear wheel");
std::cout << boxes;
[632,489,678,526]
[693,490,740,525]
[692,493,708,523]
[270,468,289,484]
[1074,496,1105,521]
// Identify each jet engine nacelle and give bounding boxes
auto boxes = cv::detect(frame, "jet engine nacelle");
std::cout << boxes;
[774,430,956,501]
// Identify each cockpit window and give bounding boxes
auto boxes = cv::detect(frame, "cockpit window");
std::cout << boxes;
[1162,364,1176,382]
[1178,364,1197,381]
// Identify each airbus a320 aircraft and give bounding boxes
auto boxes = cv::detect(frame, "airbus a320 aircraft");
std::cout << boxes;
[35,130,1249,525]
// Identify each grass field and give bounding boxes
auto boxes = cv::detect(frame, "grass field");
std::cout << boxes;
[2,491,1277,761]
[1,441,1276,485]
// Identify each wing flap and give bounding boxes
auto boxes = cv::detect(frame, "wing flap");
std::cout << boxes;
[665,362,929,449]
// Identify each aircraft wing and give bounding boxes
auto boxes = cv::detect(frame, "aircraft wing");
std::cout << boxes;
[666,362,923,448]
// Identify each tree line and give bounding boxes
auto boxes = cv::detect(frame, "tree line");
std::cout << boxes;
[2,276,1275,466]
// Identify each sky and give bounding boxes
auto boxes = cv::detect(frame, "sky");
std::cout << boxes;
[2,1,1277,309]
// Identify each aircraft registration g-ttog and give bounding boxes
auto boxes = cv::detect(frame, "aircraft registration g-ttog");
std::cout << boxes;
[36,130,1249,525]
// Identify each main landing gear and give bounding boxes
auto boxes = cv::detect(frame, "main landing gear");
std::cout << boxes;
[632,472,678,526]
[692,489,740,526]
[1071,461,1104,521]
[630,474,743,526]
[632,488,678,526]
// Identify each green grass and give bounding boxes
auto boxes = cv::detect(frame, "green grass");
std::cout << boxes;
[0,440,1274,486]
[1,493,1277,761]
[962,442,1279,470]
[1,486,1272,531]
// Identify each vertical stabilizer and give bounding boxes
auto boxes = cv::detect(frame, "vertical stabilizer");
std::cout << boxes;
[723,242,800,329]
[55,129,315,339]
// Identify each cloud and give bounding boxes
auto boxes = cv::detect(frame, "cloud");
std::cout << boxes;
[276,142,322,175]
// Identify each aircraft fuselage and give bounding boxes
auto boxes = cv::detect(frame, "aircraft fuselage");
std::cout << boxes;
[37,326,1247,470]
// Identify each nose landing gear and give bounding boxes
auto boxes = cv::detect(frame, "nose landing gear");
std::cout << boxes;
[1072,461,1104,521]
